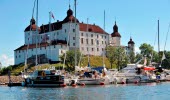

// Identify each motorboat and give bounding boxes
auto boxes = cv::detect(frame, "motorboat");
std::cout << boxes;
[22,69,65,87]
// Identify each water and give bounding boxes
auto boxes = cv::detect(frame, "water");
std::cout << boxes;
[1,82,170,100]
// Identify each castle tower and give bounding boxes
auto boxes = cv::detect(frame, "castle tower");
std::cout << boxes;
[128,37,135,51]
[110,21,121,46]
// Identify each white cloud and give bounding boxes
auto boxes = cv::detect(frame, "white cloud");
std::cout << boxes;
[0,54,14,67]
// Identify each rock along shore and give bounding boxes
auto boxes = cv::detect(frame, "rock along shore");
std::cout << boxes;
[0,76,24,85]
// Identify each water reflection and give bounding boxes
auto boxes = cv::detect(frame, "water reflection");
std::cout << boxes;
[1,83,170,100]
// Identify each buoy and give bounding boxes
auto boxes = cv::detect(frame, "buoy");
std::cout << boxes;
[121,81,125,84]
[60,84,67,87]
[72,84,77,87]
[100,82,105,85]
[134,81,138,84]
[81,83,85,86]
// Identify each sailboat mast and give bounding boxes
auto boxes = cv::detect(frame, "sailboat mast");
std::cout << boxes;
[87,18,89,64]
[158,20,160,56]
[35,0,38,65]
[103,10,105,67]
[74,0,77,67]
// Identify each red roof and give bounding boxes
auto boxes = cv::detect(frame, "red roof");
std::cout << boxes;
[79,23,108,34]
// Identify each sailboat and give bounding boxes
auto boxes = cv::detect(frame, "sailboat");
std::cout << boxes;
[22,0,65,87]
[76,11,112,85]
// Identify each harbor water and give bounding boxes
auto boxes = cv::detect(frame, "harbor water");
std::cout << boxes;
[1,82,170,100]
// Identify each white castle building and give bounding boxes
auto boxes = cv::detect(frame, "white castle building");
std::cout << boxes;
[14,7,135,65]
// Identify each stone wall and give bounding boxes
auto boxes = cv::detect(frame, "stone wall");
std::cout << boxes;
[0,76,24,84]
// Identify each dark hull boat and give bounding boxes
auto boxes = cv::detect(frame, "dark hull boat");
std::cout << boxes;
[22,69,64,87]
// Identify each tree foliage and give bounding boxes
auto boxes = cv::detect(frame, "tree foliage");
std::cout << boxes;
[60,50,81,72]
[162,51,170,69]
[106,46,128,70]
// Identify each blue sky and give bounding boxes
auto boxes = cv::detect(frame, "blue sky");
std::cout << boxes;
[0,0,170,66]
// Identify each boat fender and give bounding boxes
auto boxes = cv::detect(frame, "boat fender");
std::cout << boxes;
[81,83,85,86]
[100,82,105,85]
[134,81,138,84]
[121,81,125,84]
[60,84,67,87]
[72,84,77,87]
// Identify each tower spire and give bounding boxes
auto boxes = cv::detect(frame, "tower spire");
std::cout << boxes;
[69,0,71,9]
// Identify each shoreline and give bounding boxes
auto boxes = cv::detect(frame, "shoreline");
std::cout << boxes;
[0,76,24,85]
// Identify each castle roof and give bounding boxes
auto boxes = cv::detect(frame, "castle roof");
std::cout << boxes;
[24,8,106,34]
[111,21,121,37]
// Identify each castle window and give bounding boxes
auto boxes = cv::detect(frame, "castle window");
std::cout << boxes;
[81,38,83,44]
[86,33,88,37]
[45,47,46,49]
[92,48,94,51]
[81,33,83,36]
[40,47,42,50]
[102,35,103,39]
[19,50,20,53]
[19,55,20,58]
[102,41,103,44]
[87,48,88,51]
[73,29,75,32]
[97,40,99,45]
[97,48,99,51]
[28,38,29,40]
[105,36,106,39]
[61,45,63,48]
[65,29,66,33]
[86,39,88,44]
[73,43,75,46]
[91,34,93,37]
[54,45,55,48]
[102,48,104,51]
[91,39,93,45]
[57,32,59,35]
[73,37,75,40]
[32,49,33,51]
[97,35,98,38]
[16,56,17,58]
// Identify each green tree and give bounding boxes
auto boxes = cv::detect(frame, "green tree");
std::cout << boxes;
[106,46,128,70]
[139,43,153,57]
[116,47,128,70]
[129,51,135,63]
[162,51,170,69]
[139,43,160,65]
[106,46,117,69]
[60,50,81,72]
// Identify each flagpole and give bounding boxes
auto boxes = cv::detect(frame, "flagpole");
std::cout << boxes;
[74,0,77,67]
[35,0,38,66]
[49,12,51,32]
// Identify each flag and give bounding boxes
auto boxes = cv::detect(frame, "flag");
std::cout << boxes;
[162,52,166,61]
[51,12,55,20]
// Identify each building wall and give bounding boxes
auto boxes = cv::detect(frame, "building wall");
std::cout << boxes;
[14,45,67,65]
[16,21,134,65]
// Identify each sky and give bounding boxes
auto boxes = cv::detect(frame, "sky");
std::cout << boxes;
[0,0,170,67]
